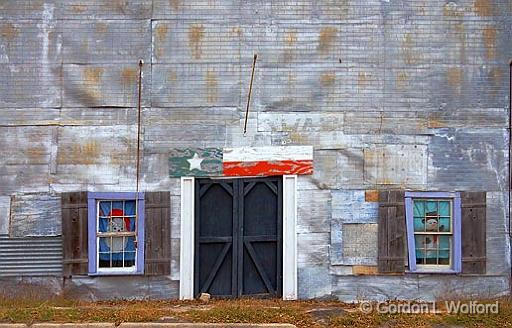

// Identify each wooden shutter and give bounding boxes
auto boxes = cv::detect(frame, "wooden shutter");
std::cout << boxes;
[378,190,406,273]
[144,191,171,276]
[61,192,89,277]
[461,191,486,274]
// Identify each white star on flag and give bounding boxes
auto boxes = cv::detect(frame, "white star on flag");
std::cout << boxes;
[187,153,204,171]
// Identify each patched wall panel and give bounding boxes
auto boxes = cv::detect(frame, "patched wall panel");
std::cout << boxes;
[0,20,61,64]
[152,21,242,64]
[364,144,428,186]
[56,1,152,20]
[0,64,61,107]
[342,223,378,263]
[62,64,151,107]
[9,193,61,237]
[428,129,507,191]
[62,20,151,64]
[151,64,242,108]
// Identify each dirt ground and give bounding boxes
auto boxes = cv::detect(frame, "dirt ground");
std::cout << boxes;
[1,297,511,328]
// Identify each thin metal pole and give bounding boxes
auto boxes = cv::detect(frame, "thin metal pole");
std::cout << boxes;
[509,59,512,238]
[243,54,258,135]
[136,59,143,194]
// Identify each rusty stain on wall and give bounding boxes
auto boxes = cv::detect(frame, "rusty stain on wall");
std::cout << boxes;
[358,72,370,88]
[482,26,497,59]
[401,33,419,65]
[395,71,409,89]
[121,67,137,87]
[447,67,463,92]
[188,24,204,59]
[57,140,101,165]
[95,22,108,34]
[155,23,169,58]
[364,190,379,202]
[70,4,87,13]
[320,72,335,87]
[474,0,495,16]
[82,67,104,100]
[206,69,218,103]
[318,27,337,55]
[169,0,181,11]
[283,29,297,62]
[0,23,19,41]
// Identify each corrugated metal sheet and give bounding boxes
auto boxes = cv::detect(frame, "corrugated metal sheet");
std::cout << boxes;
[0,235,62,276]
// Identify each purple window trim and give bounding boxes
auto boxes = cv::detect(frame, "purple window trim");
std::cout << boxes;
[87,192,145,275]
[404,191,461,274]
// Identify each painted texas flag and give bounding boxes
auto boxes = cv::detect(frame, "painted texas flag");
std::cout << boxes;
[222,146,313,177]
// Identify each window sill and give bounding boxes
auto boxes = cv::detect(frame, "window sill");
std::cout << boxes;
[406,269,459,275]
[89,270,143,277]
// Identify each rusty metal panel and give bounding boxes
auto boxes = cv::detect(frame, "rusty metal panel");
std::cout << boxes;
[0,20,61,64]
[56,1,152,20]
[428,128,507,190]
[152,21,242,64]
[0,64,61,107]
[152,0,239,20]
[364,144,428,187]
[62,64,150,107]
[0,1,54,19]
[0,126,52,195]
[10,193,61,237]
[0,235,63,276]
[62,20,151,64]
[151,64,241,108]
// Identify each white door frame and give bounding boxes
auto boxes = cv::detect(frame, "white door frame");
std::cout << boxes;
[179,175,298,300]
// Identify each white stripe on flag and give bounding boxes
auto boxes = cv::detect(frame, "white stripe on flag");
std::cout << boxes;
[223,146,313,162]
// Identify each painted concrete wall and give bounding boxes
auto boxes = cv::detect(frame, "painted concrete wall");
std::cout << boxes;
[0,0,510,301]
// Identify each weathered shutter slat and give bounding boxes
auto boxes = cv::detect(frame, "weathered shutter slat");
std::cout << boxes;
[61,192,88,276]
[461,192,486,274]
[378,190,406,273]
[144,191,171,276]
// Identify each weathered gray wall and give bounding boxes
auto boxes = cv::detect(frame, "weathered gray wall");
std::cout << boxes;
[0,0,510,301]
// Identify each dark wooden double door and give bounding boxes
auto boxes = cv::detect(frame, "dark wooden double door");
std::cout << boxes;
[194,177,283,298]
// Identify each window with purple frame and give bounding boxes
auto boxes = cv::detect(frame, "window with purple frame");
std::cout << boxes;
[87,192,145,275]
[405,192,462,273]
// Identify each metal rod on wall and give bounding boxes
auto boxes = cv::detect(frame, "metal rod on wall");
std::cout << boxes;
[136,59,144,194]
[243,54,258,135]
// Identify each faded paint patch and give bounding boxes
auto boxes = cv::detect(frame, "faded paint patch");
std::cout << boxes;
[352,265,378,275]
[121,67,137,86]
[443,2,464,17]
[205,69,218,103]
[82,67,104,101]
[169,0,181,11]
[401,33,419,65]
[482,26,497,59]
[70,4,87,13]
[320,72,336,87]
[188,24,204,59]
[365,190,379,202]
[358,72,370,88]
[57,140,101,165]
[395,71,409,89]
[474,0,494,16]
[447,67,463,92]
[95,22,108,34]
[318,27,337,55]
[0,23,19,41]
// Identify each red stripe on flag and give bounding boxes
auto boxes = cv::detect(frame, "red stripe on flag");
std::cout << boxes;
[223,160,313,177]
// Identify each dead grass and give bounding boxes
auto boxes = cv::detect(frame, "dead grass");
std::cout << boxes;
[0,297,511,327]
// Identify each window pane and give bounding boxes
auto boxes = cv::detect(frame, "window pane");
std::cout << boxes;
[124,200,136,216]
[99,252,110,268]
[124,251,136,267]
[112,218,125,232]
[98,201,111,217]
[111,237,125,252]
[126,217,136,232]
[112,201,123,216]
[413,217,425,232]
[99,237,110,253]
[99,217,110,233]
[425,201,437,215]
[438,201,450,216]
[439,217,451,232]
[413,201,424,217]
